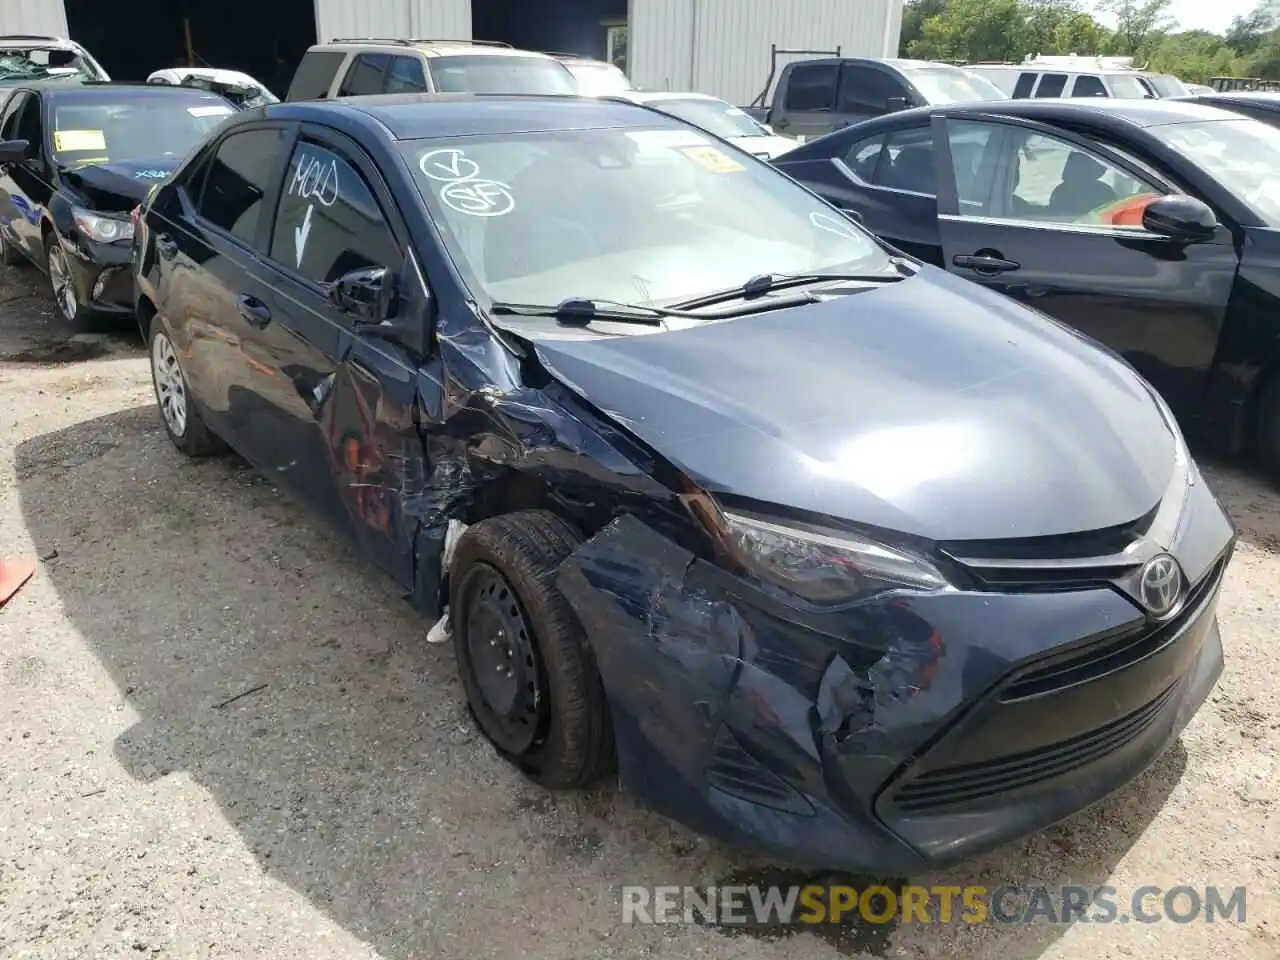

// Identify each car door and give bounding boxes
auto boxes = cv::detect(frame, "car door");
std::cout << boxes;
[773,62,840,140]
[159,123,296,465]
[931,113,1238,416]
[254,125,424,589]
[0,91,31,255]
[3,91,54,259]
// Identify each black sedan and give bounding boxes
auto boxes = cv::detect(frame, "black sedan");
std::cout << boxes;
[1178,90,1280,127]
[133,93,1232,873]
[0,83,235,327]
[773,98,1280,472]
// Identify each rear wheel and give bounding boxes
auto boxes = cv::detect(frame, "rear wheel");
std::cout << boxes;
[0,229,24,266]
[450,510,615,789]
[149,315,225,457]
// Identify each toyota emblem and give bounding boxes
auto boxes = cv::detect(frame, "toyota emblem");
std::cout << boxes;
[1138,554,1183,618]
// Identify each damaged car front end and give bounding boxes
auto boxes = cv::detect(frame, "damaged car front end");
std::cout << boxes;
[133,95,1234,873]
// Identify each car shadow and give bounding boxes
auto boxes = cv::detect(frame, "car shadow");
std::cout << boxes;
[15,405,1189,958]
[0,262,141,362]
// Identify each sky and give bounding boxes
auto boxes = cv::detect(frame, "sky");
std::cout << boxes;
[1090,0,1258,35]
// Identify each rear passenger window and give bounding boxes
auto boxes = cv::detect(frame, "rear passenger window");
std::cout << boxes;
[386,56,427,93]
[846,136,886,181]
[784,63,838,112]
[339,54,391,96]
[1012,73,1036,98]
[269,140,402,287]
[1071,75,1107,98]
[1035,74,1067,98]
[879,127,935,195]
[197,128,284,246]
[286,50,347,100]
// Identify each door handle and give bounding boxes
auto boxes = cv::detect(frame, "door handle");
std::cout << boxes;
[952,253,1020,274]
[237,294,272,329]
[155,233,178,258]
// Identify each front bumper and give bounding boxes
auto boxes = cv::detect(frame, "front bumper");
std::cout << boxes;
[63,235,134,314]
[556,475,1233,873]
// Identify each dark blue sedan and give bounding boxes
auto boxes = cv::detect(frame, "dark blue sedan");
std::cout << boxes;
[129,93,1233,873]
[773,98,1280,472]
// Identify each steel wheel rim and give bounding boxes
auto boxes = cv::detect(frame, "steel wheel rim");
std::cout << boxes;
[459,563,545,755]
[48,246,77,320]
[151,331,188,437]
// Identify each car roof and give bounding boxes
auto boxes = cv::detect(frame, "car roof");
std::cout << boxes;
[312,39,557,60]
[1189,91,1280,105]
[620,90,722,104]
[39,82,233,103]
[0,35,79,49]
[263,93,669,139]
[855,96,1246,133]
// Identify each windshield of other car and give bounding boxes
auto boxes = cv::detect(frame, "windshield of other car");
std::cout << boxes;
[565,62,632,96]
[427,55,577,95]
[901,66,1006,103]
[645,98,766,139]
[1105,74,1152,98]
[0,46,102,83]
[402,124,887,308]
[1150,117,1280,226]
[1145,74,1189,97]
[49,91,236,164]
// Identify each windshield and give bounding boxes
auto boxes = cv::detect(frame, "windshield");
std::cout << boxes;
[0,47,99,83]
[903,67,1006,103]
[401,124,885,308]
[1146,74,1188,98]
[179,76,278,109]
[566,62,632,96]
[1105,74,1152,99]
[427,55,577,95]
[50,91,236,164]
[645,98,766,139]
[1151,118,1280,226]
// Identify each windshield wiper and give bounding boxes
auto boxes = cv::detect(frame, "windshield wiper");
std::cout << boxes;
[490,297,682,327]
[668,264,911,310]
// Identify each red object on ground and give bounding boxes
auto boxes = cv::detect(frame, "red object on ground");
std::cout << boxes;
[0,559,36,606]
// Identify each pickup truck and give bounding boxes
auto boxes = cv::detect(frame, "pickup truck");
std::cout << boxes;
[744,57,1006,141]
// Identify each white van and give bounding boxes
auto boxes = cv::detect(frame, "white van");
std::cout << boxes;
[968,63,1155,100]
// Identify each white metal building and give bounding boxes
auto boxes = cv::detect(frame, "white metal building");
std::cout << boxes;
[4,0,903,106]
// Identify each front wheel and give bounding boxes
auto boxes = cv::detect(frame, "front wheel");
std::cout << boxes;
[450,510,615,789]
[46,236,94,329]
[149,316,225,457]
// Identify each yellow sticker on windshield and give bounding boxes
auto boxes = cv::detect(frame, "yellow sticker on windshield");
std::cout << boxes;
[680,145,744,173]
[54,129,107,152]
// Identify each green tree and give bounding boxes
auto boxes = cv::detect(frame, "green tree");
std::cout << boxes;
[1052,12,1109,54]
[900,0,949,56]
[909,0,1027,61]
[1098,0,1174,55]
[1226,0,1280,54]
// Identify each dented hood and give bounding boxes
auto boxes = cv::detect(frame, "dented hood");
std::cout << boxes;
[527,270,1176,541]
[61,159,178,212]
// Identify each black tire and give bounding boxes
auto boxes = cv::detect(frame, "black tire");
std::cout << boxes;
[148,314,225,457]
[45,233,94,329]
[450,510,615,789]
[0,228,24,266]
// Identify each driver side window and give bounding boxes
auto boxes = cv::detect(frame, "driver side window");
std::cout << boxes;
[15,94,43,155]
[0,93,27,141]
[973,128,1161,228]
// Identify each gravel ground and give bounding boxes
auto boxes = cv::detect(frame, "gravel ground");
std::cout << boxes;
[0,261,1277,960]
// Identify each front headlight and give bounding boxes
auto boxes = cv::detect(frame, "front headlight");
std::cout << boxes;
[72,208,133,244]
[721,509,951,604]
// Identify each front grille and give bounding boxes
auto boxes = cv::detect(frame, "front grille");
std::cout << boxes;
[892,683,1177,813]
[1000,556,1226,702]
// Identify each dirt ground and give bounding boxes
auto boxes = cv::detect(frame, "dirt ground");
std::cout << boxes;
[0,260,1276,960]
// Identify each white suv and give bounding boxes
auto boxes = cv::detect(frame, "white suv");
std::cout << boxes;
[285,38,577,100]
[968,64,1155,100]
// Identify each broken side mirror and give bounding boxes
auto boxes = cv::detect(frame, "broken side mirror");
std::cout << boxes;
[333,264,432,358]
[0,139,33,164]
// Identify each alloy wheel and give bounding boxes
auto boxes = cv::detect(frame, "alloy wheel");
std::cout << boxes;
[47,245,78,321]
[151,331,188,438]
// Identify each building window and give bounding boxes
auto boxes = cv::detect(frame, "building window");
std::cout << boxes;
[603,20,627,72]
